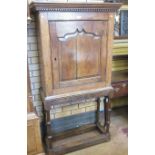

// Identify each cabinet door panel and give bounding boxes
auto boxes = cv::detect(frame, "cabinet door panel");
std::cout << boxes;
[59,38,77,81]
[77,34,101,78]
[49,20,107,93]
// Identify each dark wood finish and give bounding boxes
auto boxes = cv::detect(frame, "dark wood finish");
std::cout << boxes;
[104,96,111,132]
[47,131,110,155]
[112,81,128,98]
[31,2,121,154]
[48,124,96,142]
[96,98,101,124]
[45,87,113,110]
[44,89,114,154]
[45,96,112,155]
[45,106,127,142]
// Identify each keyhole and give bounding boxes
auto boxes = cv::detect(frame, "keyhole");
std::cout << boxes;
[54,58,57,61]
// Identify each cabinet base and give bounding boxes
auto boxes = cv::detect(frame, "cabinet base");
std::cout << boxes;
[46,124,110,155]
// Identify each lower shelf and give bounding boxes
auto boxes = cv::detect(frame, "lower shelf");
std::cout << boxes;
[46,124,110,155]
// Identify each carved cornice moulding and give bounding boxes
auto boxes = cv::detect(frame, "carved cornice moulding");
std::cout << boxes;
[30,2,122,12]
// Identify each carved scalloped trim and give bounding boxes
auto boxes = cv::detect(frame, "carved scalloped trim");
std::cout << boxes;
[58,28,101,41]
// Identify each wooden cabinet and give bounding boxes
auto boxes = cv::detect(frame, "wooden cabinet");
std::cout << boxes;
[31,2,121,97]
[30,2,121,154]
[49,20,107,92]
[51,23,108,96]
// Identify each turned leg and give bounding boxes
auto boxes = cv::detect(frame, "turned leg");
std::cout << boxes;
[104,96,111,133]
[96,97,106,133]
[45,109,53,149]
[96,97,101,124]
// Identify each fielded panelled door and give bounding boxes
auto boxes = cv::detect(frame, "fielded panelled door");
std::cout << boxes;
[49,20,109,94]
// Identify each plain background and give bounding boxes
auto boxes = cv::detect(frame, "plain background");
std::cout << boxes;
[0,0,155,154]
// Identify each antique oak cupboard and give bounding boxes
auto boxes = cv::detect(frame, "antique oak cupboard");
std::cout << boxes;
[30,2,121,155]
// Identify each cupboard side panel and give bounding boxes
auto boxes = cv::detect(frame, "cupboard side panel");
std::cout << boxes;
[106,13,115,86]
[38,12,53,96]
